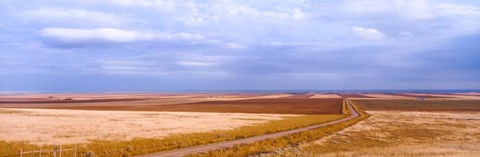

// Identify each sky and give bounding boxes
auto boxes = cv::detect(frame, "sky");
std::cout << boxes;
[1,0,480,92]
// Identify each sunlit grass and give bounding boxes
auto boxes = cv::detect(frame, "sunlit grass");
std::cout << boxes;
[0,113,344,157]
[342,100,350,115]
[189,101,369,157]
[0,108,288,145]
[299,111,480,156]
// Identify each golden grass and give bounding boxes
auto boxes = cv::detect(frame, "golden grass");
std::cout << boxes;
[285,111,480,156]
[0,110,343,157]
[190,100,369,157]
[341,100,350,115]
[0,108,292,145]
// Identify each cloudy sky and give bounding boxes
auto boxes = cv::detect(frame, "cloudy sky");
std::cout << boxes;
[1,0,480,92]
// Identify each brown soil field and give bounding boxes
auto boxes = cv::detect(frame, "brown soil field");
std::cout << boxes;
[116,98,343,114]
[0,93,261,102]
[353,99,480,111]
[0,98,148,104]
[0,94,342,114]
[337,94,373,98]
[0,93,290,105]
[0,98,206,108]
[0,93,165,101]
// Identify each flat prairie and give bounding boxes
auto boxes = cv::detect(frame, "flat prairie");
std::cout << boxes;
[240,96,480,157]
[296,111,480,156]
[0,93,344,157]
[354,99,480,111]
[0,93,290,102]
[388,93,452,98]
[415,93,480,100]
[0,94,342,114]
[359,94,414,99]
[0,108,295,145]
[146,98,343,114]
[455,92,480,96]
[310,94,341,98]
[337,94,373,98]
[280,94,315,99]
[0,94,245,108]
[6,93,479,156]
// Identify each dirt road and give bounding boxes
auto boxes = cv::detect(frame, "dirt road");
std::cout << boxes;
[139,99,360,157]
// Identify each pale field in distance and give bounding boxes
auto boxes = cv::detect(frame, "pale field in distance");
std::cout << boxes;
[359,94,414,99]
[310,94,341,99]
[407,93,480,100]
[0,108,296,145]
[278,111,480,156]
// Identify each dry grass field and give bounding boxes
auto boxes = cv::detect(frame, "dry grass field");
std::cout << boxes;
[0,93,345,156]
[0,108,294,145]
[292,111,480,156]
[191,100,369,157]
[250,98,480,157]
[5,93,477,156]
[0,111,343,157]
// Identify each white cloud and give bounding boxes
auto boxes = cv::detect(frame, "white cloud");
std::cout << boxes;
[292,8,305,20]
[176,54,229,67]
[39,28,207,44]
[183,16,206,25]
[342,0,480,22]
[38,27,247,49]
[177,61,216,67]
[222,5,308,22]
[40,28,155,43]
[92,60,165,75]
[223,42,247,50]
[352,26,386,41]
[165,33,205,41]
[99,60,157,71]
[341,0,435,21]
[262,41,338,49]
[437,3,480,17]
[110,0,176,9]
[21,8,124,26]
[109,0,198,14]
